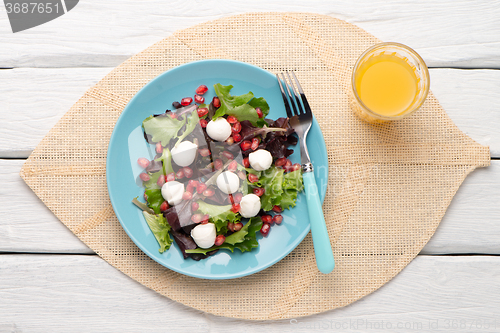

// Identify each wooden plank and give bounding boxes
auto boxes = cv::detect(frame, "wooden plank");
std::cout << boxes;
[0,68,498,158]
[0,159,93,254]
[0,1,499,68]
[0,67,111,158]
[0,254,499,332]
[2,158,499,255]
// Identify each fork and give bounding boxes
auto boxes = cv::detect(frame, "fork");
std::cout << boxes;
[277,72,335,274]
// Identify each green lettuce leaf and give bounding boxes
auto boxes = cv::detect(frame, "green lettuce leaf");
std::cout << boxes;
[213,84,269,127]
[145,188,164,214]
[175,111,199,146]
[185,217,263,255]
[283,169,304,191]
[142,170,163,190]
[257,166,285,211]
[142,114,185,146]
[196,201,240,234]
[142,211,173,253]
[154,147,174,176]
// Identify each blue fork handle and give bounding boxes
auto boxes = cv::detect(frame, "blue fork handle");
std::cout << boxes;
[303,172,335,274]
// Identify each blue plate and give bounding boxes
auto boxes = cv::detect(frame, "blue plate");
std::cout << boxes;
[106,59,328,279]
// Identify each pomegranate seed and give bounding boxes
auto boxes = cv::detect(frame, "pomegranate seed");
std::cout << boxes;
[212,97,221,108]
[253,187,265,196]
[256,107,263,118]
[222,151,234,159]
[233,192,243,203]
[191,213,203,223]
[227,222,235,232]
[292,163,301,171]
[137,157,150,169]
[186,183,194,193]
[176,169,185,179]
[197,183,207,194]
[196,85,208,95]
[191,201,199,212]
[155,142,163,154]
[233,222,243,231]
[273,214,283,225]
[181,97,193,106]
[251,138,259,151]
[232,122,241,133]
[248,173,259,183]
[214,158,223,170]
[272,205,282,213]
[226,137,234,145]
[172,101,182,109]
[275,157,287,167]
[199,148,211,157]
[228,160,238,172]
[230,203,241,213]
[166,172,175,182]
[233,133,242,142]
[240,140,252,151]
[228,193,234,204]
[237,171,246,180]
[214,235,225,246]
[170,113,177,119]
[197,107,209,118]
[182,191,193,201]
[200,119,208,128]
[194,95,205,104]
[160,201,169,212]
[143,192,148,201]
[139,173,150,182]
[188,179,199,187]
[261,215,272,224]
[260,223,271,236]
[203,188,215,197]
[227,116,238,124]
[285,159,292,167]
[243,157,250,168]
[157,174,165,187]
[183,166,193,178]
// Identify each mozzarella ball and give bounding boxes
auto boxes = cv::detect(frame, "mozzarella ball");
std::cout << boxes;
[206,117,232,142]
[216,171,240,194]
[190,223,217,249]
[171,140,198,167]
[161,181,184,206]
[239,194,261,218]
[249,149,273,171]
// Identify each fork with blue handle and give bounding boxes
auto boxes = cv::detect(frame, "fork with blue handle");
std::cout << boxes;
[276,72,335,274]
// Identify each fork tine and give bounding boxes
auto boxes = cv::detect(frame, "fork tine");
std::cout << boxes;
[290,72,312,115]
[285,72,305,115]
[280,73,300,116]
[276,74,293,118]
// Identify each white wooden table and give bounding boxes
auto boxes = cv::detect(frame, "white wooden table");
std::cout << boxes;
[1,1,500,332]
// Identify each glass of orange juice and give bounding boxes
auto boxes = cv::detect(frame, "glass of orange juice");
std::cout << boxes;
[351,42,430,123]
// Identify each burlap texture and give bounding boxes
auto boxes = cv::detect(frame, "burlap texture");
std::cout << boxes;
[20,12,490,320]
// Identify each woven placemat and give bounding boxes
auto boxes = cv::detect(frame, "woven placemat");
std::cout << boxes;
[20,12,490,320]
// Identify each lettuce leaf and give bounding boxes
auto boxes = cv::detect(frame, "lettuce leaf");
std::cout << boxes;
[283,169,304,191]
[175,110,199,146]
[142,114,185,146]
[213,84,269,127]
[154,147,174,176]
[185,217,263,255]
[142,211,173,253]
[257,166,285,211]
[145,188,164,214]
[196,201,241,234]
[142,170,163,190]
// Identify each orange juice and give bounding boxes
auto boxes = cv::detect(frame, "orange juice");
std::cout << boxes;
[355,55,417,117]
[351,43,430,123]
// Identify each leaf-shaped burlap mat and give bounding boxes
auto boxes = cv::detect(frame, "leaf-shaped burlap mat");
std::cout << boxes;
[20,12,490,320]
